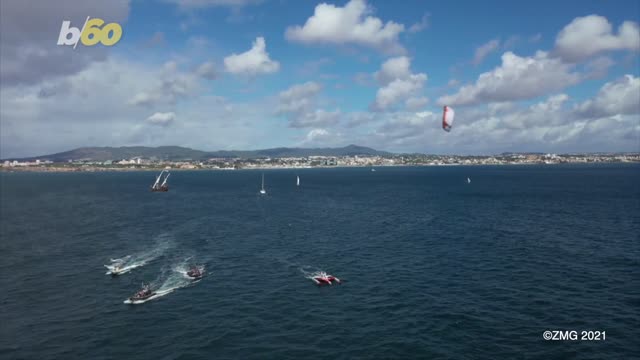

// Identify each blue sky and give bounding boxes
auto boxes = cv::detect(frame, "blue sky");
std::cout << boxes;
[0,0,639,157]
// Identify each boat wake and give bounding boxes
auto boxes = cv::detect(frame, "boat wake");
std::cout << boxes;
[300,265,342,285]
[173,258,206,282]
[124,260,203,305]
[300,266,325,281]
[105,236,172,276]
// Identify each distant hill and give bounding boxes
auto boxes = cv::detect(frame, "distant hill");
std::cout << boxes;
[5,145,392,162]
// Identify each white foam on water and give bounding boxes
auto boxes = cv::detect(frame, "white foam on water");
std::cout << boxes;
[105,235,173,276]
[123,259,204,305]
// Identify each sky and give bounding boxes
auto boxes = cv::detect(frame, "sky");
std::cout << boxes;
[0,0,639,158]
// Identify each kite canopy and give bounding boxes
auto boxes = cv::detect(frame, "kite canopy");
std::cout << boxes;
[442,106,454,132]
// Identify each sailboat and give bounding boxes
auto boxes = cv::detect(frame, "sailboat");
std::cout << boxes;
[296,175,300,187]
[151,170,170,192]
[467,177,471,184]
[260,173,266,194]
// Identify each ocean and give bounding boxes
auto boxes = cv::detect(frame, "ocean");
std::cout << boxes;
[1,165,639,359]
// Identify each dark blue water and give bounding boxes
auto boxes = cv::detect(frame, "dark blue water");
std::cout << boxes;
[1,165,639,359]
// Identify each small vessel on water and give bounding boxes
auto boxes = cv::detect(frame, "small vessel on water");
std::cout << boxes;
[105,264,124,276]
[296,175,300,187]
[467,177,471,184]
[151,170,170,192]
[260,173,266,195]
[186,266,204,280]
[128,283,155,302]
[311,271,341,286]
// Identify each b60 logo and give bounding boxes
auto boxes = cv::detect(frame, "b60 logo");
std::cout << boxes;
[57,16,122,48]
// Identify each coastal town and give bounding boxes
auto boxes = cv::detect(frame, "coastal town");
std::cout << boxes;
[2,153,639,172]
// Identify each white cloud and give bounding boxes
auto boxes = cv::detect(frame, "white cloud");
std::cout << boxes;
[373,77,426,110]
[554,15,640,62]
[574,74,640,118]
[408,13,429,33]
[195,61,217,80]
[438,51,581,106]
[1,57,277,158]
[306,128,329,141]
[584,56,615,79]
[146,112,176,126]
[498,94,570,129]
[405,97,429,110]
[374,56,411,85]
[371,56,427,111]
[277,81,322,113]
[472,39,500,65]
[365,87,639,154]
[224,37,280,76]
[345,112,377,128]
[298,127,348,147]
[128,61,201,107]
[290,109,341,128]
[447,79,460,88]
[277,81,340,128]
[0,0,130,87]
[1,58,154,157]
[285,0,405,54]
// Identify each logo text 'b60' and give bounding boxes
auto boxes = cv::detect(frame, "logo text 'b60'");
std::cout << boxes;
[58,17,122,48]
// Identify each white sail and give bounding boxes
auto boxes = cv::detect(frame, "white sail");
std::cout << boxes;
[161,173,170,186]
[467,177,471,183]
[260,173,266,194]
[296,175,300,186]
[153,170,165,188]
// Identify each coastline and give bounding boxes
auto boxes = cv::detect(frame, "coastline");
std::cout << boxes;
[1,161,638,173]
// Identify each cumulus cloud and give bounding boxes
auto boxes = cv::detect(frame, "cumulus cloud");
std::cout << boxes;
[290,109,341,128]
[276,81,340,128]
[277,81,322,113]
[366,86,639,154]
[584,56,615,79]
[224,37,280,76]
[285,0,406,54]
[146,112,176,126]
[128,61,201,107]
[0,0,130,87]
[298,127,348,147]
[554,15,640,62]
[374,56,411,84]
[405,97,429,110]
[371,56,427,111]
[573,74,640,118]
[1,57,272,158]
[1,58,153,157]
[305,128,329,141]
[472,39,501,65]
[438,51,581,106]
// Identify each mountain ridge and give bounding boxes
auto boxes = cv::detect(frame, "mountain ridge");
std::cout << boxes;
[4,145,392,162]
